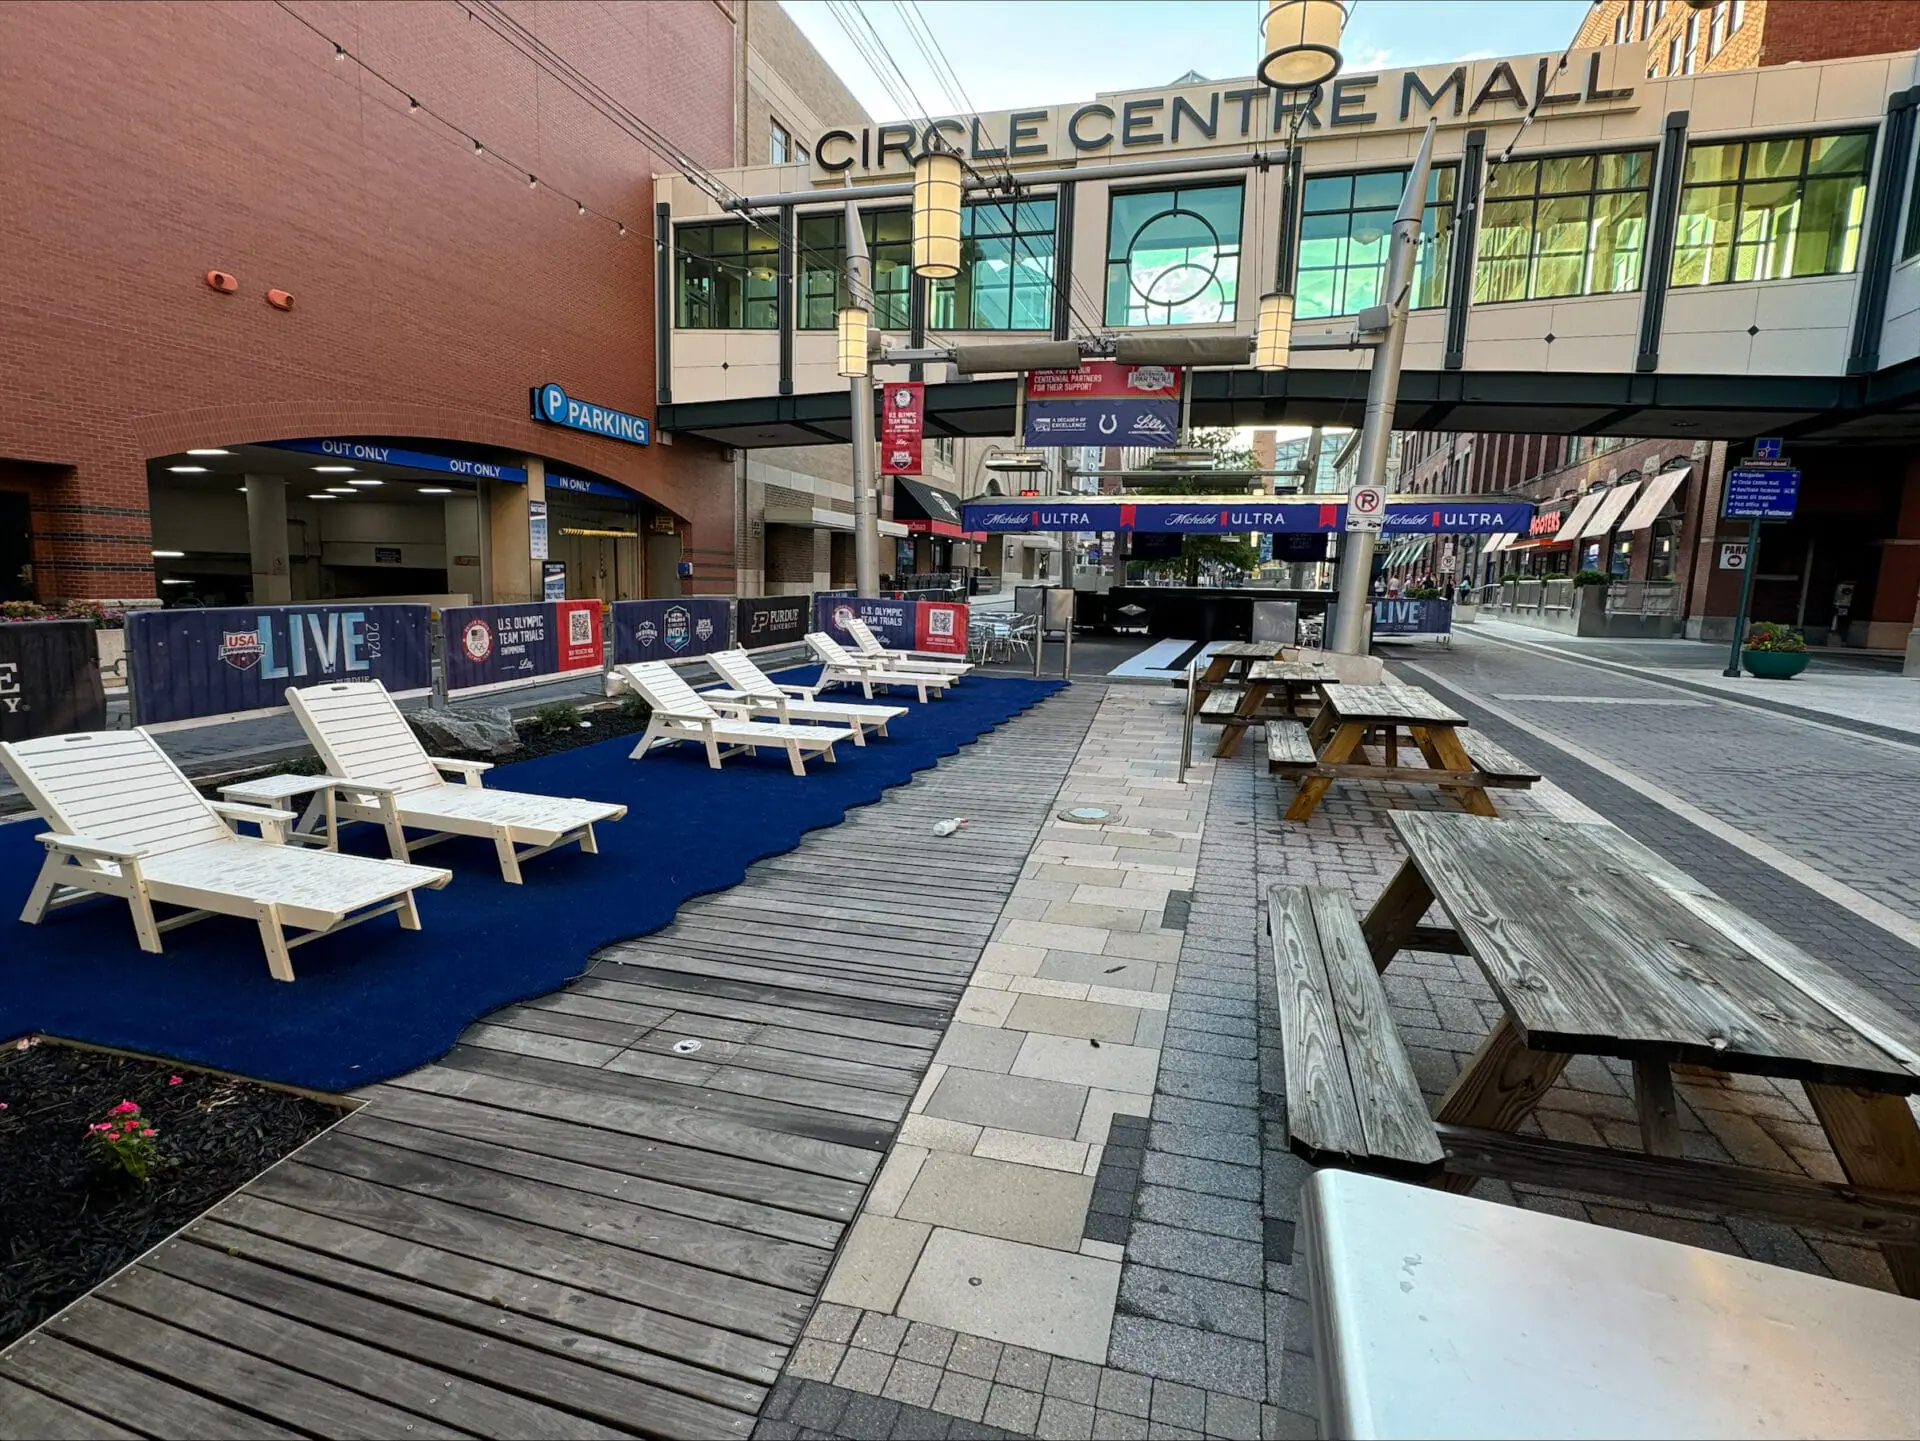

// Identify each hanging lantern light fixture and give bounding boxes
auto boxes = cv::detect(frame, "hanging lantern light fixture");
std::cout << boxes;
[1259,0,1347,92]
[911,142,964,279]
[1254,292,1294,371]
[837,305,870,377]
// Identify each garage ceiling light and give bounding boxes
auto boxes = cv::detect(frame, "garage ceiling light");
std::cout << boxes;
[325,486,356,493]
[347,479,382,486]
[151,550,186,558]
[161,578,193,585]
[313,465,356,473]
[307,493,338,500]
[186,448,231,456]
[419,487,453,494]
[168,465,208,473]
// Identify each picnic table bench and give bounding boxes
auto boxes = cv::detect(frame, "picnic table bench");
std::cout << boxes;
[1200,661,1340,758]
[1189,640,1289,698]
[1268,813,1920,1297]
[1268,684,1538,821]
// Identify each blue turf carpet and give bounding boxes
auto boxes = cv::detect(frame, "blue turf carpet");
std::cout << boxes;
[0,673,1066,1093]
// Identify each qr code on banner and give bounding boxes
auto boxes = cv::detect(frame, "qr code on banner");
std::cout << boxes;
[927,608,955,637]
[569,610,593,646]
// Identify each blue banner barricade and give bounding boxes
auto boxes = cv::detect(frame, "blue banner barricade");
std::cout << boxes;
[812,594,970,658]
[609,598,732,665]
[128,604,431,727]
[735,595,809,650]
[0,619,108,741]
[1372,598,1453,636]
[441,599,604,694]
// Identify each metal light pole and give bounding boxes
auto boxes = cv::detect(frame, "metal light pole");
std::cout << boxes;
[1329,120,1437,656]
[845,201,881,597]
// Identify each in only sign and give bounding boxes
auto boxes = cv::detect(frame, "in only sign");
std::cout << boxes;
[1346,486,1387,533]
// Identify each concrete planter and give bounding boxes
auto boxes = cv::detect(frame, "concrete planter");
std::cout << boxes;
[95,626,126,685]
[1742,649,1809,679]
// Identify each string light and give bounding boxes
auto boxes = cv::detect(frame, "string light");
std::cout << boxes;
[271,0,629,238]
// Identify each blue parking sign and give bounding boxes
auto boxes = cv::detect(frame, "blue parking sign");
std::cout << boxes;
[1723,467,1799,520]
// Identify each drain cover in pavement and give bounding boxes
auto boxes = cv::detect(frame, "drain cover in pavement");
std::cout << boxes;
[1058,807,1111,824]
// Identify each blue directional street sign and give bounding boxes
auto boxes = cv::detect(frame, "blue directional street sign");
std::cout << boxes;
[1752,436,1784,461]
[1724,466,1800,520]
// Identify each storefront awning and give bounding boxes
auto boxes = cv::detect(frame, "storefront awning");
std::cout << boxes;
[960,496,1533,535]
[1482,532,1517,554]
[1619,466,1690,530]
[1573,481,1642,540]
[768,504,912,539]
[1544,490,1607,547]
[893,477,968,537]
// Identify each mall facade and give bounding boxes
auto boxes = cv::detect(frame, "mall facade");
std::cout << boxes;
[658,37,1920,659]
[0,0,866,610]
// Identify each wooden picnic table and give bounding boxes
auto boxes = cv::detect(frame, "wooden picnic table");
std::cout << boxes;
[1365,811,1920,1297]
[1193,640,1289,696]
[1273,684,1537,821]
[1203,661,1339,758]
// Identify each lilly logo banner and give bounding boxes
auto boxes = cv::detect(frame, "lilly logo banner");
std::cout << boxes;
[128,604,430,726]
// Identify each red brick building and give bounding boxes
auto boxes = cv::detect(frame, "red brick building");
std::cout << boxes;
[0,1,743,606]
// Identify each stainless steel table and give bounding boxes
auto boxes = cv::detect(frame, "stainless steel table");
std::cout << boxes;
[1302,1168,1920,1439]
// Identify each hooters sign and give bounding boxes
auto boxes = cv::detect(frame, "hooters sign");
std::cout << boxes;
[881,382,925,476]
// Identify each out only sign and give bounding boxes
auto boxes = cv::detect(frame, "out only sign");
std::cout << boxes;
[1346,486,1387,533]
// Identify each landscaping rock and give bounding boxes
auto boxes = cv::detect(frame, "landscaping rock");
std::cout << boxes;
[411,705,521,757]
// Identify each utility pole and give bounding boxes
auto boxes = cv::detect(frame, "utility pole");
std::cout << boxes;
[846,201,880,597]
[1330,120,1436,656]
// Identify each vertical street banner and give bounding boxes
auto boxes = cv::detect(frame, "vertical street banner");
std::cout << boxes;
[0,619,108,741]
[812,595,969,658]
[609,598,732,664]
[735,594,810,649]
[554,600,605,672]
[128,604,431,725]
[880,381,925,476]
[1022,362,1181,449]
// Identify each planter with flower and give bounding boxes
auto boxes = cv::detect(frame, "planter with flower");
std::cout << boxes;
[1742,621,1809,679]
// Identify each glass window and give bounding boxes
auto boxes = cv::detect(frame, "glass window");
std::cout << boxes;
[1104,183,1243,326]
[770,119,792,165]
[1666,35,1679,73]
[1472,148,1653,304]
[1672,130,1872,286]
[674,221,778,329]
[796,209,915,329]
[929,200,1056,331]
[1295,165,1455,320]
[1904,140,1920,261]
[1708,2,1727,56]
[1682,14,1698,73]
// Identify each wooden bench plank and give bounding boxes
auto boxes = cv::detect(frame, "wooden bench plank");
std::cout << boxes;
[0,1374,142,1441]
[1269,885,1368,1163]
[1197,688,1248,720]
[1266,722,1318,770]
[1307,890,1446,1170]
[1456,730,1541,783]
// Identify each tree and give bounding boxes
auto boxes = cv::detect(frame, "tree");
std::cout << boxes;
[1126,427,1261,584]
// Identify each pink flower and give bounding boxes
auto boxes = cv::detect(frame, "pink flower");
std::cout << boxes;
[90,1123,112,1133]
[0,1101,8,1110]
[168,1076,182,1086]
[111,1100,138,1115]
[140,1128,156,1138]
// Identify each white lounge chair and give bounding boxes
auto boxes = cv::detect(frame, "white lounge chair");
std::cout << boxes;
[0,730,451,982]
[844,617,973,676]
[614,661,847,776]
[805,633,956,703]
[286,681,627,885]
[696,650,907,746]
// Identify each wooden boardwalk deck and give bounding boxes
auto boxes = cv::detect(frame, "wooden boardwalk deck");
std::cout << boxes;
[0,686,1102,1441]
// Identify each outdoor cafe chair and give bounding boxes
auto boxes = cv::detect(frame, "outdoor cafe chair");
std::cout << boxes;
[614,661,847,777]
[0,729,451,981]
[286,680,627,885]
[693,650,907,746]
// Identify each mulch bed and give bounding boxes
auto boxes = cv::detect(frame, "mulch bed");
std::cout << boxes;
[0,1040,344,1349]
[494,703,651,762]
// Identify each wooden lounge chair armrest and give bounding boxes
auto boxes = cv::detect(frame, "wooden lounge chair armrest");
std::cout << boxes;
[38,832,148,863]
[209,801,298,844]
[429,756,492,788]
[335,778,402,796]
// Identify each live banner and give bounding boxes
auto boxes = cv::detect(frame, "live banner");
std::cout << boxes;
[1372,599,1453,636]
[609,598,732,665]
[0,619,107,741]
[880,380,924,476]
[735,595,809,649]
[128,604,431,726]
[441,600,604,693]
[812,594,968,658]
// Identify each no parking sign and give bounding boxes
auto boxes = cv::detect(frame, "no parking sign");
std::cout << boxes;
[1346,486,1387,533]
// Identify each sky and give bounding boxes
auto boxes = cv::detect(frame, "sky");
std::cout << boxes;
[780,0,1597,121]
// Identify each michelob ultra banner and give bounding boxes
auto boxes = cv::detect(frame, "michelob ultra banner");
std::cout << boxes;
[609,598,732,665]
[812,595,968,657]
[441,600,604,693]
[128,604,431,726]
